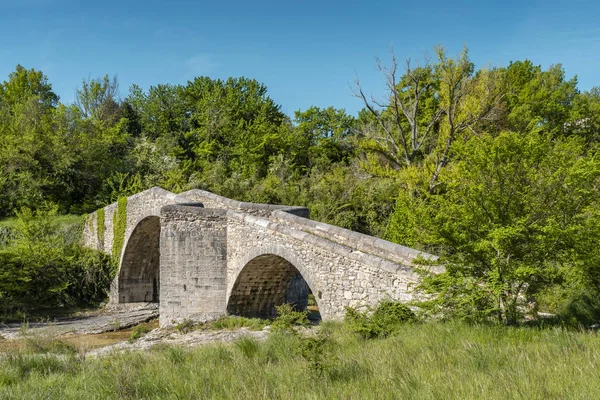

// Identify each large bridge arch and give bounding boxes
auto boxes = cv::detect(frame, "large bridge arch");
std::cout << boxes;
[226,247,322,319]
[117,215,161,303]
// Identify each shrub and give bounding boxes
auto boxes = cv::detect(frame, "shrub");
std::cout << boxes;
[175,319,195,334]
[271,303,309,333]
[129,325,150,342]
[0,206,116,317]
[345,301,416,339]
[300,331,334,376]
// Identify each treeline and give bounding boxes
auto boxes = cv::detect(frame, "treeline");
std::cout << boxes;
[1,46,600,323]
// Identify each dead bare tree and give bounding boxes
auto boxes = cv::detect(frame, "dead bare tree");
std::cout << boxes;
[354,46,505,193]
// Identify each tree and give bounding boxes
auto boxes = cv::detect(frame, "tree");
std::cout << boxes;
[293,106,356,171]
[388,130,600,324]
[0,66,60,216]
[0,64,58,110]
[75,75,120,125]
[501,61,579,134]
[355,46,505,193]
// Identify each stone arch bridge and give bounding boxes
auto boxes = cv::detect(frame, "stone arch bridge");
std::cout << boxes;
[83,187,437,326]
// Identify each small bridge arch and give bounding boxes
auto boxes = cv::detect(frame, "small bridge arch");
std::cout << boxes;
[117,215,161,303]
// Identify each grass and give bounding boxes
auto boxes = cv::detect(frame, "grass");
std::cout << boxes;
[172,315,271,332]
[0,214,82,229]
[0,321,599,399]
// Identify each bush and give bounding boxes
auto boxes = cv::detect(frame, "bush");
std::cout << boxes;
[271,303,309,333]
[345,301,416,339]
[0,206,116,317]
[129,325,150,342]
[174,319,195,334]
[300,331,334,376]
[558,288,600,328]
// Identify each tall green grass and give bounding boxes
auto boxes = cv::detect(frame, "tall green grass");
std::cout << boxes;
[1,321,599,399]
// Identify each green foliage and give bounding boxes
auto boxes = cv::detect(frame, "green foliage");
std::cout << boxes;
[389,130,600,324]
[209,316,269,331]
[174,319,195,334]
[0,206,115,317]
[556,288,600,328]
[300,330,334,376]
[129,325,150,342]
[271,303,309,333]
[96,208,105,248]
[344,301,417,339]
[111,197,127,262]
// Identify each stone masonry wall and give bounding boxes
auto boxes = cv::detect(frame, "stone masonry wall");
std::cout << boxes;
[226,211,421,320]
[159,205,229,325]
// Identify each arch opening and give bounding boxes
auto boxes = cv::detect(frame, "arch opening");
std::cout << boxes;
[227,254,321,321]
[118,216,161,303]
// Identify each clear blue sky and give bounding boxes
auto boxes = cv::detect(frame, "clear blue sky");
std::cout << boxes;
[1,0,599,117]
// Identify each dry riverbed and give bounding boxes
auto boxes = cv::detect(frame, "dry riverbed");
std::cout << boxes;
[0,303,269,356]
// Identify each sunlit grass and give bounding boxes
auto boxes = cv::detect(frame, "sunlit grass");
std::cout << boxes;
[0,214,82,229]
[0,321,598,399]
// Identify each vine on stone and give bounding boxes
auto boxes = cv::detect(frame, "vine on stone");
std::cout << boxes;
[112,197,128,262]
[97,208,105,250]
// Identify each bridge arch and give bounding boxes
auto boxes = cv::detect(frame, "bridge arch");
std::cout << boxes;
[227,250,321,319]
[117,215,161,303]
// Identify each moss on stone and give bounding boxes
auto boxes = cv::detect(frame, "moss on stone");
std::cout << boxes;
[112,197,128,262]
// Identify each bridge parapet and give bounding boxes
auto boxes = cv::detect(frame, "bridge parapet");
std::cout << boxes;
[176,189,309,218]
[271,210,440,270]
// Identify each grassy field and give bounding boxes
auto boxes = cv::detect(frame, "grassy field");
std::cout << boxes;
[0,321,598,399]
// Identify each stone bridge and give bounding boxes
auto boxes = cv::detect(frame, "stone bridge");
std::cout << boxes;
[83,187,437,326]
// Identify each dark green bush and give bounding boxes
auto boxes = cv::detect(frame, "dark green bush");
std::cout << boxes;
[558,288,600,328]
[0,206,116,317]
[345,301,417,339]
[300,331,334,376]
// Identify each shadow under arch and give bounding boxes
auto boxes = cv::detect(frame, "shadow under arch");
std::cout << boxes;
[227,253,321,320]
[118,215,161,303]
